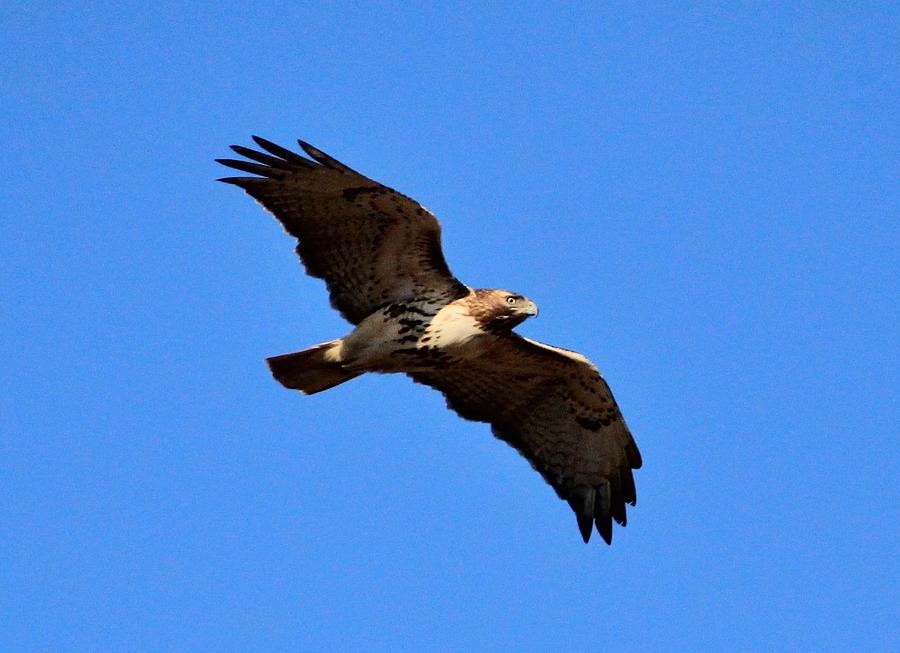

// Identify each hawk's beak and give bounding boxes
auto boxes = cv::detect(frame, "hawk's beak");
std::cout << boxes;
[524,301,539,317]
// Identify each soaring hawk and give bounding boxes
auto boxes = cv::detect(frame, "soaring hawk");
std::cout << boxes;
[217,137,642,544]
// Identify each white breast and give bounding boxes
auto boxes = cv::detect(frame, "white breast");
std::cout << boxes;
[425,302,485,349]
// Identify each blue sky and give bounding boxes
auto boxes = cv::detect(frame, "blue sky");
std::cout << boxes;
[2,2,898,651]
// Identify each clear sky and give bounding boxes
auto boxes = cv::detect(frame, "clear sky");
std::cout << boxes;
[2,2,898,651]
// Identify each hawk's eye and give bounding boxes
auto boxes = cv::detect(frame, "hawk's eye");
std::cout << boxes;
[506,296,517,305]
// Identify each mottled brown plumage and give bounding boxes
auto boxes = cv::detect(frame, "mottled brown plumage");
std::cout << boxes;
[219,137,468,324]
[218,137,642,544]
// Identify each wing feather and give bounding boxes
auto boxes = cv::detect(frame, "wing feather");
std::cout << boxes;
[218,137,469,323]
[408,335,640,544]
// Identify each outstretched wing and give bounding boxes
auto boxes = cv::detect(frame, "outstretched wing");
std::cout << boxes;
[217,137,469,324]
[408,335,642,544]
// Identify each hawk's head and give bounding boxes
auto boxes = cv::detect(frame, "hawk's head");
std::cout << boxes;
[469,289,539,332]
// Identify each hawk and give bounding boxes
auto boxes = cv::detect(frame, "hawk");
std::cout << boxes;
[217,137,642,544]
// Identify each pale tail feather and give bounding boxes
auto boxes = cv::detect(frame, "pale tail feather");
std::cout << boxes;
[266,339,361,394]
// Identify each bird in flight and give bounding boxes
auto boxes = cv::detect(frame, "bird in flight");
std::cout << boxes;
[217,137,642,544]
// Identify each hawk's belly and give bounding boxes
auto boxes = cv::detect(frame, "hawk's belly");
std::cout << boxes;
[340,300,487,373]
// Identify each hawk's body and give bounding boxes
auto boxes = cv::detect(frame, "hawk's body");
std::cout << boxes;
[218,137,642,544]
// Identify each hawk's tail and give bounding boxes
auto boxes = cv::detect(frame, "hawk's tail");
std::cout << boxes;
[267,340,361,395]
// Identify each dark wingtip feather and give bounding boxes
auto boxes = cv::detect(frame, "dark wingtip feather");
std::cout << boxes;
[594,479,613,545]
[568,489,595,543]
[610,474,627,526]
[621,466,637,506]
[578,519,592,543]
[297,139,322,157]
[250,136,316,167]
[217,176,256,187]
[626,442,643,469]
[216,158,287,177]
[595,517,613,545]
[298,140,358,174]
[229,145,294,170]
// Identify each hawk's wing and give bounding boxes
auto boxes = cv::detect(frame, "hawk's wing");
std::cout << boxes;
[408,335,642,544]
[218,137,469,324]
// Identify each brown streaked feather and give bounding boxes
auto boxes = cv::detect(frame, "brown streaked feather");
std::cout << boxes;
[407,334,640,545]
[217,137,469,324]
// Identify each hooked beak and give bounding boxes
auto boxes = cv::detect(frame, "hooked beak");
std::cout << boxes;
[523,300,539,317]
